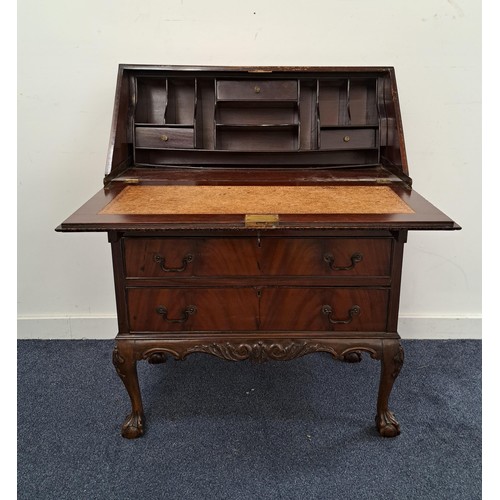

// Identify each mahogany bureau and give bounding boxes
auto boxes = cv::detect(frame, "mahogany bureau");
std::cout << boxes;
[57,65,459,438]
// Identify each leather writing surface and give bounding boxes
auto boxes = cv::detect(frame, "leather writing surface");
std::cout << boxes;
[99,185,414,215]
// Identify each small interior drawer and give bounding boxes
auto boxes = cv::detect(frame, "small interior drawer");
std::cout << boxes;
[135,127,194,149]
[320,128,377,149]
[216,80,298,101]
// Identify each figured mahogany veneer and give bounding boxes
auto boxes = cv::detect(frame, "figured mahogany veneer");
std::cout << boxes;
[127,286,388,333]
[56,65,459,439]
[124,237,392,277]
[128,287,260,332]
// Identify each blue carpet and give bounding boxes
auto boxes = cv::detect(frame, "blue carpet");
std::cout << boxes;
[18,340,481,500]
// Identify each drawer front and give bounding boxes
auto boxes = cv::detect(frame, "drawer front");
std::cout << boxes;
[124,238,391,277]
[128,288,259,332]
[260,238,391,276]
[259,288,389,332]
[320,128,376,149]
[216,80,298,101]
[135,127,194,149]
[124,238,260,277]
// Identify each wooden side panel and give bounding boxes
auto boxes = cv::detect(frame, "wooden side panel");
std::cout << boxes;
[109,232,129,334]
[380,70,408,175]
[104,67,132,179]
[386,231,407,332]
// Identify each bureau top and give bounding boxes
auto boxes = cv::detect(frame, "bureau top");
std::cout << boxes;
[56,65,459,233]
[104,65,409,185]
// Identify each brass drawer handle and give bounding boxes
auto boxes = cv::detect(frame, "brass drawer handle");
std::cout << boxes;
[254,85,261,93]
[153,253,194,273]
[322,305,361,325]
[156,305,197,323]
[343,135,350,143]
[323,252,363,271]
[159,135,169,142]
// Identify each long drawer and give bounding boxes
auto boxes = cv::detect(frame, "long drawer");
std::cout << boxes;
[124,237,392,278]
[127,287,388,333]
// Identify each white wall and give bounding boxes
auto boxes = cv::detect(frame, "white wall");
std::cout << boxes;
[18,0,481,338]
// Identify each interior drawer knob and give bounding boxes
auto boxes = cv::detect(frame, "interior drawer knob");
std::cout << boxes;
[343,135,350,142]
[323,252,363,271]
[159,135,169,142]
[322,304,361,325]
[254,85,261,93]
[153,253,194,272]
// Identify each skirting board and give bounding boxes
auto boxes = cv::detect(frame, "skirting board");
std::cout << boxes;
[17,315,482,340]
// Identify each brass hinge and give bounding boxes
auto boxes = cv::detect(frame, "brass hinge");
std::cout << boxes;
[245,214,279,228]
[122,178,140,184]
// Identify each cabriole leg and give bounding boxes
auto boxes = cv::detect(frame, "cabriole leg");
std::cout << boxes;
[376,339,404,437]
[112,342,145,439]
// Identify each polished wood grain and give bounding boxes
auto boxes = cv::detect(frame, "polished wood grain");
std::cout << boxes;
[259,287,389,332]
[124,237,391,278]
[127,287,259,332]
[260,237,391,276]
[124,237,259,277]
[56,182,458,232]
[127,286,388,333]
[109,166,406,184]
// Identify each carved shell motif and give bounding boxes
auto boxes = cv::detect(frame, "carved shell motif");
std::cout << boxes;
[185,341,334,363]
[137,340,379,364]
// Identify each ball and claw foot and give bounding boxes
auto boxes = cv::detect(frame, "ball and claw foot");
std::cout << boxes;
[376,410,401,437]
[147,352,168,364]
[121,411,145,439]
[343,351,362,363]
